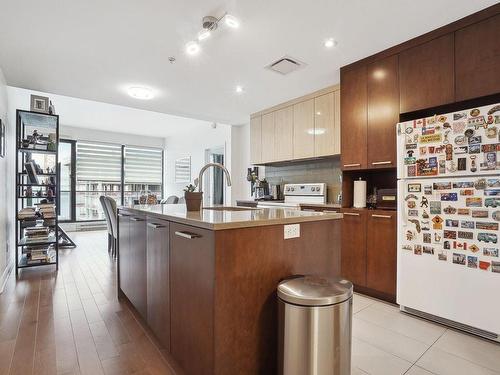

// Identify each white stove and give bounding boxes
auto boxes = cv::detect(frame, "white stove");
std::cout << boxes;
[257,183,327,209]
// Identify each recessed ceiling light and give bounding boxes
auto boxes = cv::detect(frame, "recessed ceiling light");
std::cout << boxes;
[198,29,211,41]
[225,14,239,28]
[127,86,154,100]
[186,41,201,55]
[324,38,337,48]
[235,85,244,94]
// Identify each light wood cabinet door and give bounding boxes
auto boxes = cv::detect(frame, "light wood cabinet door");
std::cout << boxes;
[293,99,315,159]
[366,210,397,297]
[249,116,262,164]
[274,106,294,161]
[340,65,367,170]
[314,92,338,157]
[261,112,275,163]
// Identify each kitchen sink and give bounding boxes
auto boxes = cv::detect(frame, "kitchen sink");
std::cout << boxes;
[203,206,260,211]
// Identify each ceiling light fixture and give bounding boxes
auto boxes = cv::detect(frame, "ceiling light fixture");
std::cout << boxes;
[127,86,154,100]
[186,41,201,55]
[235,85,244,94]
[186,12,240,57]
[324,38,337,48]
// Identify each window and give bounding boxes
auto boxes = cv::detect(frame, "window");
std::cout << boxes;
[124,146,163,205]
[76,142,122,221]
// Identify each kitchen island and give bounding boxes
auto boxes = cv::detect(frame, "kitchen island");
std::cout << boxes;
[117,204,342,375]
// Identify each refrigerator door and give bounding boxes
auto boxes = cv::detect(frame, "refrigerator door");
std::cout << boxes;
[398,103,500,179]
[397,176,500,336]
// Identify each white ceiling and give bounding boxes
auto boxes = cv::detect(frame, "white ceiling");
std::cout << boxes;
[0,0,497,125]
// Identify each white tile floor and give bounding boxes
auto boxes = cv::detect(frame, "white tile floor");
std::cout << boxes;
[351,293,500,375]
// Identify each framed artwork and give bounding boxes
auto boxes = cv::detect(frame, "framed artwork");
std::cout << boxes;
[175,157,191,183]
[30,95,50,113]
[0,119,4,158]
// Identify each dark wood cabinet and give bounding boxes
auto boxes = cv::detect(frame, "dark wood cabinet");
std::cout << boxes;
[399,34,455,113]
[170,223,215,375]
[146,218,170,351]
[118,213,132,299]
[341,64,367,170]
[340,209,367,286]
[455,13,500,101]
[367,55,399,168]
[129,214,147,319]
[366,210,397,297]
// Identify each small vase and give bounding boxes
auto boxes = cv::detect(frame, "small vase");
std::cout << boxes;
[185,192,203,211]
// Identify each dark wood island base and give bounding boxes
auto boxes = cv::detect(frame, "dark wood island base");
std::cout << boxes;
[118,206,341,375]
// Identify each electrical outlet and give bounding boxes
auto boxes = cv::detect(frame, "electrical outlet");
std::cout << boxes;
[284,224,300,239]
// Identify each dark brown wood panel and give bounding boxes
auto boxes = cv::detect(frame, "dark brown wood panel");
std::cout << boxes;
[341,64,367,170]
[399,34,455,113]
[170,223,215,375]
[213,220,341,375]
[367,55,399,168]
[129,214,147,319]
[366,210,397,297]
[340,209,367,286]
[146,218,170,351]
[455,13,500,101]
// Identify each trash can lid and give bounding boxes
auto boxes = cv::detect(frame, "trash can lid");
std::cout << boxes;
[277,276,353,306]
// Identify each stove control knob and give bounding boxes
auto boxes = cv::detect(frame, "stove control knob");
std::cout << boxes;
[285,187,290,192]
[291,187,295,192]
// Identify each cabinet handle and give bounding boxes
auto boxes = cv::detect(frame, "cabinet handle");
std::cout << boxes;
[371,214,392,219]
[302,209,317,212]
[343,163,361,168]
[371,161,392,165]
[147,223,165,229]
[130,217,144,222]
[323,210,338,213]
[175,231,201,239]
[343,212,360,216]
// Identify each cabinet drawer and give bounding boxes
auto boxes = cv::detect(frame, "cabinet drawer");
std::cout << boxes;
[340,209,367,286]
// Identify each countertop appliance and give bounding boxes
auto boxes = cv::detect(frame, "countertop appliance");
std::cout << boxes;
[397,102,500,341]
[257,183,327,209]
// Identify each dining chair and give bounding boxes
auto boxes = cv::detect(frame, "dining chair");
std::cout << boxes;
[99,196,114,254]
[178,196,185,204]
[104,197,118,258]
[160,195,179,204]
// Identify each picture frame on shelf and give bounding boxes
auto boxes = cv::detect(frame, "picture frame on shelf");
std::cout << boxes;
[0,119,5,158]
[30,95,50,114]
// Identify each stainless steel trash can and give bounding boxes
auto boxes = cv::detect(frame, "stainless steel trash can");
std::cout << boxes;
[278,276,353,375]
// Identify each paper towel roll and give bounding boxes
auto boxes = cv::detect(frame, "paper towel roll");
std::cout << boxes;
[353,179,367,208]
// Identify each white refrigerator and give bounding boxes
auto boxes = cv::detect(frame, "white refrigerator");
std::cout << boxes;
[397,102,500,341]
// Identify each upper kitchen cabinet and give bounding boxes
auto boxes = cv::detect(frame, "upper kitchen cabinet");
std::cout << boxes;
[249,116,262,164]
[314,91,340,157]
[261,112,276,163]
[455,13,500,101]
[293,99,315,159]
[399,34,455,113]
[274,106,294,161]
[251,85,340,164]
[367,55,399,168]
[341,65,367,170]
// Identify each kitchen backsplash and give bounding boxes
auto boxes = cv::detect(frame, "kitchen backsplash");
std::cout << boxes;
[264,157,342,204]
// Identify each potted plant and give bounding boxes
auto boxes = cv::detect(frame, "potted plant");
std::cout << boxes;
[184,182,202,211]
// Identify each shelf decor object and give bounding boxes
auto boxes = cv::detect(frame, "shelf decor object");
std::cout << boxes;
[15,109,60,275]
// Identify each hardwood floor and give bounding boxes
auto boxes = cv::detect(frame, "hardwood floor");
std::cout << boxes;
[0,231,176,375]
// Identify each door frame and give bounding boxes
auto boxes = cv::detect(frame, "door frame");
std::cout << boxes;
[58,138,77,222]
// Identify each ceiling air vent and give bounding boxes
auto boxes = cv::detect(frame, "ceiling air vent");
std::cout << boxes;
[266,56,305,75]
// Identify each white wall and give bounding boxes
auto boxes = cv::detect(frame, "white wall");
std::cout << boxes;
[164,125,232,204]
[0,68,14,290]
[230,123,252,203]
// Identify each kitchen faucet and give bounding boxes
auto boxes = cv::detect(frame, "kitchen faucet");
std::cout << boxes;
[197,163,232,206]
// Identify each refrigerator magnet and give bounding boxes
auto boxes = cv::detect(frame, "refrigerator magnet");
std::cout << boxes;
[432,215,443,229]
[471,210,489,218]
[486,126,497,138]
[470,108,481,117]
[459,188,474,195]
[405,193,418,200]
[476,222,499,231]
[414,245,422,255]
[420,196,429,208]
[474,178,487,189]
[487,179,500,188]
[444,241,451,249]
[423,246,434,255]
[454,146,468,154]
[468,135,482,144]
[454,135,466,145]
[453,181,474,188]
[406,230,416,241]
[408,209,419,217]
[438,250,447,261]
[458,231,473,240]
[423,233,431,243]
[407,201,416,209]
[452,121,466,133]
[434,232,442,243]
[453,253,466,265]
[492,211,500,221]
[457,158,467,171]
[466,197,482,207]
[443,205,457,214]
[444,230,457,239]
[457,208,470,215]
[487,105,500,115]
[409,219,421,232]
[454,112,467,120]
[460,220,475,229]
[483,248,499,257]
[402,245,413,251]
[468,244,480,253]
[433,181,452,190]
[491,261,500,273]
[430,202,442,215]
[408,184,421,192]
[441,193,458,201]
[424,185,433,195]
[445,219,459,227]
[467,256,478,269]
[478,233,498,244]
[422,210,430,219]
[479,260,491,271]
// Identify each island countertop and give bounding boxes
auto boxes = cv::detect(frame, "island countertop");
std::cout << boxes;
[119,204,342,230]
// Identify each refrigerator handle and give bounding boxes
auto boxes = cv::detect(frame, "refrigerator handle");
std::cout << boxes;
[398,180,408,227]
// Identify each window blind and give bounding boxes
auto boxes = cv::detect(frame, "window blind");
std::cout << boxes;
[124,146,163,184]
[76,142,122,182]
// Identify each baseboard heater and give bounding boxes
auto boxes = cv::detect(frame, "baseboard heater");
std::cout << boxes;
[400,306,499,342]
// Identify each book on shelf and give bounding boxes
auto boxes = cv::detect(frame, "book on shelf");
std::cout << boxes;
[17,207,37,220]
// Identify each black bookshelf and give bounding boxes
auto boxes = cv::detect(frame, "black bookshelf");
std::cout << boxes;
[15,110,60,275]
